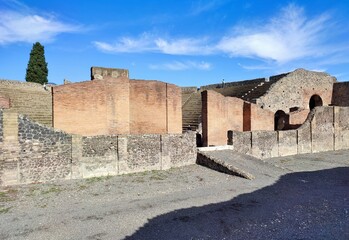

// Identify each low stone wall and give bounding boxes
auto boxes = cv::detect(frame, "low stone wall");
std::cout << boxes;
[229,106,349,159]
[0,110,197,186]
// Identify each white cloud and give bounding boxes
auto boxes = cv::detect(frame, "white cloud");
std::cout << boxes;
[150,61,212,71]
[217,4,334,63]
[0,10,80,44]
[94,34,212,55]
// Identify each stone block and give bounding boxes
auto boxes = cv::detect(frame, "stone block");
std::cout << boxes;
[311,107,334,153]
[278,130,297,156]
[297,122,311,154]
[232,131,252,155]
[334,107,349,150]
[252,131,278,159]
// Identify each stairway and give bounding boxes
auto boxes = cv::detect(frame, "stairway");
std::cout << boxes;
[182,91,202,132]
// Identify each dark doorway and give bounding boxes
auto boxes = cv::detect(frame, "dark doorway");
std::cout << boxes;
[274,110,288,130]
[309,95,323,110]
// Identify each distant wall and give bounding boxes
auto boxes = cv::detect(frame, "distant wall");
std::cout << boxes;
[0,80,52,126]
[53,76,130,135]
[53,76,182,135]
[257,69,335,113]
[229,106,349,159]
[0,110,196,186]
[202,90,273,146]
[332,82,349,106]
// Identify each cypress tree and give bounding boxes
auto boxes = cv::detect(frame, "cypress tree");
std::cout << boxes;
[25,42,48,84]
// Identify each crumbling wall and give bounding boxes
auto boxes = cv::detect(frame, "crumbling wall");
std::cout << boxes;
[0,113,196,186]
[257,69,335,113]
[0,80,52,126]
[91,66,129,80]
[18,115,72,183]
[229,106,349,159]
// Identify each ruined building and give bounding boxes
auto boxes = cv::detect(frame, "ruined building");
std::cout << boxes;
[181,68,348,146]
[1,66,349,186]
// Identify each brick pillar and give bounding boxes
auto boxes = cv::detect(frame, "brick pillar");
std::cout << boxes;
[0,110,20,185]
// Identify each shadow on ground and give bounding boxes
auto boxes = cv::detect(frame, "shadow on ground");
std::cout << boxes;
[125,167,349,240]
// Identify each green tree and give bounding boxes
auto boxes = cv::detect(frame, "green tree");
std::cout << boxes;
[25,42,48,84]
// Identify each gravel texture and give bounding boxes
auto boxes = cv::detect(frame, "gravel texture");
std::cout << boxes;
[0,150,348,240]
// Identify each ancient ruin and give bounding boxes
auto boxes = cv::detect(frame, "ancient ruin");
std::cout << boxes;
[1,66,349,186]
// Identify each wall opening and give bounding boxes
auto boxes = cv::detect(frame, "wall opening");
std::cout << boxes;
[309,95,323,110]
[274,110,288,130]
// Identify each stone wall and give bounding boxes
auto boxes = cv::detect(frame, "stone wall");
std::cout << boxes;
[91,66,129,80]
[0,79,52,126]
[332,82,349,106]
[256,69,335,113]
[18,115,72,183]
[202,90,273,146]
[0,112,196,186]
[229,106,349,159]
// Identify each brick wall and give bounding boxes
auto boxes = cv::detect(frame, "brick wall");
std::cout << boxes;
[0,95,10,109]
[249,103,274,131]
[130,80,167,134]
[53,77,181,135]
[0,113,196,186]
[202,90,273,146]
[53,76,130,135]
[332,82,349,106]
[0,80,52,126]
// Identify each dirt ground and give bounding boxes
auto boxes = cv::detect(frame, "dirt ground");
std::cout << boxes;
[0,150,348,240]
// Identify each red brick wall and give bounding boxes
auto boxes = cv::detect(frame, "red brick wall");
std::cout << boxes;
[289,109,309,125]
[130,80,167,134]
[129,80,182,134]
[53,77,182,136]
[202,90,244,146]
[332,82,349,106]
[166,84,182,133]
[250,104,274,131]
[0,95,10,109]
[53,77,130,135]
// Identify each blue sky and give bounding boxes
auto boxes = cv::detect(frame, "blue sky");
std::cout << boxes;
[0,0,349,86]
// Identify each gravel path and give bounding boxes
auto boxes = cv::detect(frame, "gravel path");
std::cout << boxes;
[0,150,348,239]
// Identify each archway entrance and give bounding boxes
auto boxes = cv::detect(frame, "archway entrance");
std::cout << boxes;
[309,95,323,110]
[274,110,288,130]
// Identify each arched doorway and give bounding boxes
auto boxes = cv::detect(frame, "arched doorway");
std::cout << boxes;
[309,95,323,110]
[274,110,288,130]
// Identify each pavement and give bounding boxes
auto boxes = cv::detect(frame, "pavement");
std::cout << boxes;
[0,150,348,239]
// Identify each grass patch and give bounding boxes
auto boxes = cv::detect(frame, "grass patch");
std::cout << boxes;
[41,186,62,195]
[85,175,112,184]
[0,189,16,202]
[0,206,12,214]
[149,171,168,181]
